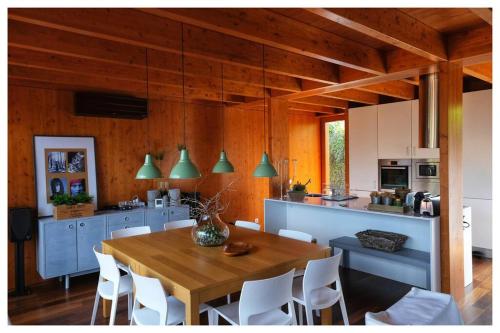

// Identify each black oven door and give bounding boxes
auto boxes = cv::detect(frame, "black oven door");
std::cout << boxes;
[380,166,410,189]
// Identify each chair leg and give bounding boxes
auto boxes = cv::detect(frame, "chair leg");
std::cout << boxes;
[298,304,303,325]
[315,309,320,317]
[213,312,219,325]
[339,296,349,325]
[207,309,213,326]
[305,305,314,326]
[226,294,231,304]
[289,302,297,325]
[109,297,118,325]
[127,293,133,320]
[90,290,100,325]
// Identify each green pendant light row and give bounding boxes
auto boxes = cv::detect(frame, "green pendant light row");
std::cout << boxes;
[169,23,202,179]
[136,48,162,180]
[212,63,235,174]
[253,45,278,178]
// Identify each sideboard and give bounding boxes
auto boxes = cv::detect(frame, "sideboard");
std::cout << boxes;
[37,206,190,289]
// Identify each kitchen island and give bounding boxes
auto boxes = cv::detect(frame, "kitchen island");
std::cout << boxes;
[264,197,440,291]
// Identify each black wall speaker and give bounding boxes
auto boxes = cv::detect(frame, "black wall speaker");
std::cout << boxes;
[9,207,34,242]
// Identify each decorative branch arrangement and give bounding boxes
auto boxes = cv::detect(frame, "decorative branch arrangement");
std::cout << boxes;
[183,180,236,222]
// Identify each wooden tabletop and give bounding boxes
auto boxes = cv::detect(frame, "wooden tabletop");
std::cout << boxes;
[102,224,331,325]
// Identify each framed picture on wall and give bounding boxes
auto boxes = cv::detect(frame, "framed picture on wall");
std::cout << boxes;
[34,136,98,217]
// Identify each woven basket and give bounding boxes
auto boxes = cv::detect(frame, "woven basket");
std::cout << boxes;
[355,229,408,252]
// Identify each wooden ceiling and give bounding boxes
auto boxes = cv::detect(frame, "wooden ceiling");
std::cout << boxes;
[8,8,492,116]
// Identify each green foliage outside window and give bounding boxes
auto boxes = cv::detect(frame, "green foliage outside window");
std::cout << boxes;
[328,121,345,191]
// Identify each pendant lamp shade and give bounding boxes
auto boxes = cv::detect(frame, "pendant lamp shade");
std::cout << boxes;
[136,153,162,179]
[212,150,235,173]
[253,152,278,177]
[169,148,202,179]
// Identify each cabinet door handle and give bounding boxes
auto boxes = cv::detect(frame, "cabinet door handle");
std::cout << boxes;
[125,225,129,229]
[69,224,74,229]
[80,222,85,227]
[162,211,167,216]
[125,216,129,221]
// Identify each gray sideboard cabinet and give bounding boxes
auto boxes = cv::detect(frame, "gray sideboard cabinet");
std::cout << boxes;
[147,206,190,232]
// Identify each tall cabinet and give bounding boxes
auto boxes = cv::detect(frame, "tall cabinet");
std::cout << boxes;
[348,105,378,197]
[377,101,412,159]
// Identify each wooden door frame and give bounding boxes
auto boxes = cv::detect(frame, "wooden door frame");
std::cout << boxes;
[320,113,349,192]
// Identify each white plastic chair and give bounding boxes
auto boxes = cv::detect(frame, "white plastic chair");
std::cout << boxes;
[110,226,151,239]
[129,267,213,325]
[111,226,151,273]
[292,249,349,325]
[212,269,297,325]
[234,220,260,231]
[164,219,196,231]
[278,229,314,278]
[91,246,133,325]
[365,287,463,325]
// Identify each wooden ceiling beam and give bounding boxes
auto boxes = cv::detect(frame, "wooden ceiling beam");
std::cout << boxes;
[293,96,349,109]
[307,8,447,61]
[469,8,492,25]
[301,79,380,104]
[448,25,492,65]
[139,8,386,74]
[8,18,337,85]
[463,62,492,83]
[357,81,416,100]
[288,102,336,114]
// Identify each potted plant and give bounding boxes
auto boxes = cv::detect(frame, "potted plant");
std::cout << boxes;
[370,191,381,204]
[287,179,311,202]
[52,193,94,220]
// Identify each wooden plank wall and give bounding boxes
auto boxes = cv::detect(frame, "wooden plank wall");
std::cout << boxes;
[8,85,320,289]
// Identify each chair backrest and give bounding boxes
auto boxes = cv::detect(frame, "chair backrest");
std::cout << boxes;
[239,269,295,325]
[235,220,260,231]
[303,249,343,297]
[278,229,313,243]
[129,267,168,325]
[110,226,151,239]
[93,246,121,284]
[164,219,196,231]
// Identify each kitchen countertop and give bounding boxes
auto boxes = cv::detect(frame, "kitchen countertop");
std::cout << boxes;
[266,197,439,221]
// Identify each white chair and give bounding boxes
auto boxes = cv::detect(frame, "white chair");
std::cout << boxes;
[292,249,349,325]
[129,267,213,325]
[111,226,151,273]
[164,219,196,231]
[365,287,464,325]
[212,269,297,325]
[278,229,314,278]
[111,226,151,239]
[91,246,133,325]
[234,220,260,231]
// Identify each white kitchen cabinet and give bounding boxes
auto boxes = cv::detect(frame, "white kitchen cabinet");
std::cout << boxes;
[463,89,492,200]
[377,101,412,159]
[411,100,440,159]
[462,198,492,251]
[349,105,378,192]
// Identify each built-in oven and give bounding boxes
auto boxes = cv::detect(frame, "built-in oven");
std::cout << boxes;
[378,159,412,190]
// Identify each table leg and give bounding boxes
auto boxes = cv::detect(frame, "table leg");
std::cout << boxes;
[185,294,200,325]
[321,307,332,325]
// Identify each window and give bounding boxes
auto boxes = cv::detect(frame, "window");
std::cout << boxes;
[322,115,348,194]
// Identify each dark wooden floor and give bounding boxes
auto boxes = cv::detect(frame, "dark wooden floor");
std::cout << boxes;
[8,257,491,325]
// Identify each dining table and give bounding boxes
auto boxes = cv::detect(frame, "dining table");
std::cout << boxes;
[101,224,332,325]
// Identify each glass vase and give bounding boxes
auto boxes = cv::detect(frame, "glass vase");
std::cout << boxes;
[191,213,230,247]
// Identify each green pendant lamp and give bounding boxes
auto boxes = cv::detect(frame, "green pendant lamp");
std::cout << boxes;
[253,44,277,178]
[136,48,162,179]
[212,63,235,173]
[169,23,201,179]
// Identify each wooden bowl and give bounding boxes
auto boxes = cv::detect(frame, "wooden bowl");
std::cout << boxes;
[223,242,253,256]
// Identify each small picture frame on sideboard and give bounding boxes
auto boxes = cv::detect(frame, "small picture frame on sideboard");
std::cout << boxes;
[154,198,164,208]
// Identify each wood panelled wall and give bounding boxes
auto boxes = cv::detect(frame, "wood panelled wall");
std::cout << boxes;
[288,112,322,193]
[8,85,319,289]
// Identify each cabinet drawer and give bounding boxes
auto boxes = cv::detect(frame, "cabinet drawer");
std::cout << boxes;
[107,211,144,228]
[146,209,169,232]
[168,206,190,221]
[107,219,145,238]
[44,221,78,278]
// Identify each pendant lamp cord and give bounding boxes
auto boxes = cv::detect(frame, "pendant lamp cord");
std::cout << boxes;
[145,47,151,154]
[262,44,266,153]
[221,62,225,150]
[181,23,187,146]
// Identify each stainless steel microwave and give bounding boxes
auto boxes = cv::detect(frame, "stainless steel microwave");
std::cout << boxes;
[378,159,412,190]
[413,159,440,181]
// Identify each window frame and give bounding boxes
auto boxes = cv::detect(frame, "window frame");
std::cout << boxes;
[320,113,349,193]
